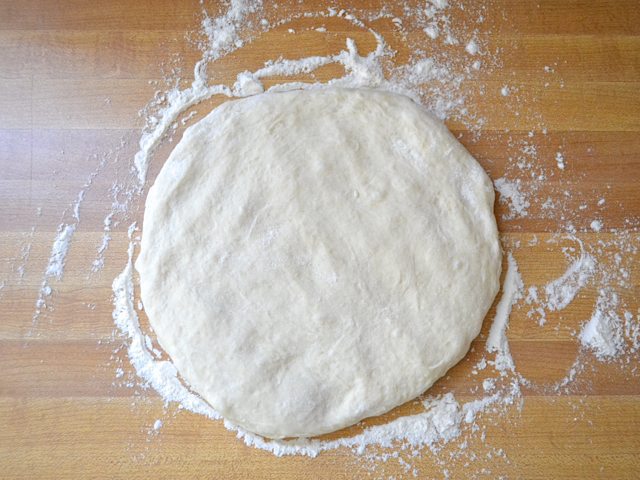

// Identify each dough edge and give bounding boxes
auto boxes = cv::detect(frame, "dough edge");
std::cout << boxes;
[136,87,502,439]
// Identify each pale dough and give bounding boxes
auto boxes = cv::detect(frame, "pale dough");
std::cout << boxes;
[136,88,501,439]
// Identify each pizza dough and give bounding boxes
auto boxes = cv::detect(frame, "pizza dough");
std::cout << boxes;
[136,88,501,439]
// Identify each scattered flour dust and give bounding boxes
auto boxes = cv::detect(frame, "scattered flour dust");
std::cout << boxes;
[521,234,636,367]
[232,393,466,457]
[494,177,530,219]
[17,0,638,476]
[544,248,595,311]
[579,288,624,360]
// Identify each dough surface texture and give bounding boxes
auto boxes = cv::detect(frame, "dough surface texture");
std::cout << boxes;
[136,88,501,439]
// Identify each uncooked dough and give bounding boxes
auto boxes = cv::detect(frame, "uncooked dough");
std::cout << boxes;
[136,88,501,439]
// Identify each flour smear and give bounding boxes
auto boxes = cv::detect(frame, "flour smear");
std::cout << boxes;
[15,0,638,478]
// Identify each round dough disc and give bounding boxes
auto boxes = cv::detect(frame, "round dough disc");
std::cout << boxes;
[136,88,501,439]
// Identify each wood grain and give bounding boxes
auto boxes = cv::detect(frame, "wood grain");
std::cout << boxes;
[1,1,639,479]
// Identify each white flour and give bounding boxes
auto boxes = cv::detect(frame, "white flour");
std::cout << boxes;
[544,249,595,311]
[12,0,637,477]
[231,393,465,458]
[624,310,640,353]
[579,289,624,360]
[91,213,113,272]
[494,177,530,219]
[31,148,112,326]
[44,223,77,280]
[486,253,523,373]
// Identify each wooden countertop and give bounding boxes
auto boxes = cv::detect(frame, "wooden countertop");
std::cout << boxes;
[1,1,639,478]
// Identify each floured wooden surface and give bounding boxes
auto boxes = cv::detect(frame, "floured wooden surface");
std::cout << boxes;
[1,1,639,478]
